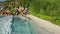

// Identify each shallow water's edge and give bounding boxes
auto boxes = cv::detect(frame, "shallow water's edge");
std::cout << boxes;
[0,15,52,34]
[0,15,12,34]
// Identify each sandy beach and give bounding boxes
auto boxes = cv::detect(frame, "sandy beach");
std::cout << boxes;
[26,15,60,34]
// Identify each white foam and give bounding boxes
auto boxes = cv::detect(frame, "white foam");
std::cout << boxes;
[0,16,12,34]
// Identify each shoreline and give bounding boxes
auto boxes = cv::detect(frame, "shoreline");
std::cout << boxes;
[26,15,60,34]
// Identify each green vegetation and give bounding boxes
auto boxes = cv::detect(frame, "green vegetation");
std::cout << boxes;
[4,0,60,26]
[29,0,60,26]
[30,12,60,26]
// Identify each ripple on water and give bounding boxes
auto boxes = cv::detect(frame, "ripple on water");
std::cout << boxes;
[0,16,12,34]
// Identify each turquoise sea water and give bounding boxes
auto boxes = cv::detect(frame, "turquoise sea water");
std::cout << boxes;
[0,15,52,34]
[11,16,31,34]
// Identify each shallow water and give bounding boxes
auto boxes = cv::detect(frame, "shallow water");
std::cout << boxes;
[11,16,31,34]
[0,15,52,34]
[0,15,12,34]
